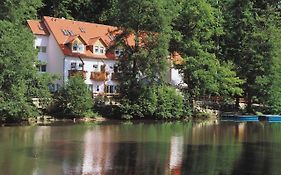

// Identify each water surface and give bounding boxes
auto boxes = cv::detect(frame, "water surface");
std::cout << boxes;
[1,121,281,175]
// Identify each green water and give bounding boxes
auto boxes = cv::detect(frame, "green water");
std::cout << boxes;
[1,121,281,175]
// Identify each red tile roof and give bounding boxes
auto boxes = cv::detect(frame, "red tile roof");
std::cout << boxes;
[27,20,49,36]
[28,16,181,61]
[171,52,184,65]
[28,16,122,60]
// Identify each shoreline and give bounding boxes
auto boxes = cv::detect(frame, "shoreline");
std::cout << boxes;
[0,114,218,126]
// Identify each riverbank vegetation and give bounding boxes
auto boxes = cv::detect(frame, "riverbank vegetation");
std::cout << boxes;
[0,0,280,122]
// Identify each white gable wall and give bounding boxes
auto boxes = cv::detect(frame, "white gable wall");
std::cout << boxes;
[34,35,48,63]
[47,33,64,84]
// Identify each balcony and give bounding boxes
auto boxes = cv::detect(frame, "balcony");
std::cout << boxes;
[90,72,109,81]
[111,73,118,81]
[68,70,87,79]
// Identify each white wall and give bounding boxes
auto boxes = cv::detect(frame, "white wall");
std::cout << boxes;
[47,33,64,84]
[170,67,184,87]
[64,57,119,94]
[35,35,48,63]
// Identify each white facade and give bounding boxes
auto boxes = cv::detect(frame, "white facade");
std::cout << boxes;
[33,33,119,94]
[64,57,118,95]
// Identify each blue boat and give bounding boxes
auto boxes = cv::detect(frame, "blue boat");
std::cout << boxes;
[236,115,259,121]
[220,114,259,122]
[259,115,281,122]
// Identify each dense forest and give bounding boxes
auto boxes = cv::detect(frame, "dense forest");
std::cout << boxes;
[0,0,280,121]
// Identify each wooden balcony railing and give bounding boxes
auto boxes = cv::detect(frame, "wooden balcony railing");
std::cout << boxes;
[90,72,109,81]
[68,70,87,79]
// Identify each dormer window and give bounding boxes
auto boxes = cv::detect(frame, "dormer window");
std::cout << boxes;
[94,46,106,55]
[94,46,99,53]
[78,44,84,52]
[100,47,105,54]
[72,41,84,53]
[73,43,78,52]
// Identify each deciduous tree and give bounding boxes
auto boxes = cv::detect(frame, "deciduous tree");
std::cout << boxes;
[171,0,243,110]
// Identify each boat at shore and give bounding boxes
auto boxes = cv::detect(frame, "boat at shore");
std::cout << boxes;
[221,114,281,122]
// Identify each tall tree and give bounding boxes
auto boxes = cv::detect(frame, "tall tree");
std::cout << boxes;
[171,0,243,109]
[106,0,181,100]
[0,0,53,121]
[221,0,281,111]
[0,21,52,121]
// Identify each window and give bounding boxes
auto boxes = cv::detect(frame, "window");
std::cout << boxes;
[68,30,74,36]
[41,65,47,72]
[93,64,99,72]
[71,62,77,70]
[94,46,99,53]
[88,84,93,92]
[100,65,106,72]
[100,46,105,54]
[38,24,44,30]
[78,44,84,52]
[36,46,47,53]
[38,64,47,72]
[108,33,115,41]
[72,41,84,53]
[94,46,106,55]
[79,27,86,33]
[61,29,69,36]
[73,42,78,52]
[41,46,47,53]
[96,85,100,92]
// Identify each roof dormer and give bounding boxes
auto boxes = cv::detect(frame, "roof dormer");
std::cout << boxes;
[64,35,87,53]
[88,37,108,55]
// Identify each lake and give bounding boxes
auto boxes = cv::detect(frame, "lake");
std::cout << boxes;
[1,120,281,175]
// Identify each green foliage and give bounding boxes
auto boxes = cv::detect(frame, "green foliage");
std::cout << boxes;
[0,20,52,121]
[221,0,281,111]
[154,86,184,119]
[39,0,114,24]
[55,75,94,117]
[258,25,281,113]
[0,0,43,24]
[109,0,180,102]
[119,86,185,119]
[171,0,243,109]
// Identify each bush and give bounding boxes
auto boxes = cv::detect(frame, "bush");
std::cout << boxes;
[154,86,184,119]
[55,75,94,118]
[119,85,186,119]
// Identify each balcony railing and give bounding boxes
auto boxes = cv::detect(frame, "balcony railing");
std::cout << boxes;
[68,70,87,79]
[90,72,109,81]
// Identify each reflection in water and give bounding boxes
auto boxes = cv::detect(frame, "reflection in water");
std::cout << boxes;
[169,136,184,175]
[82,126,116,175]
[1,122,281,175]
